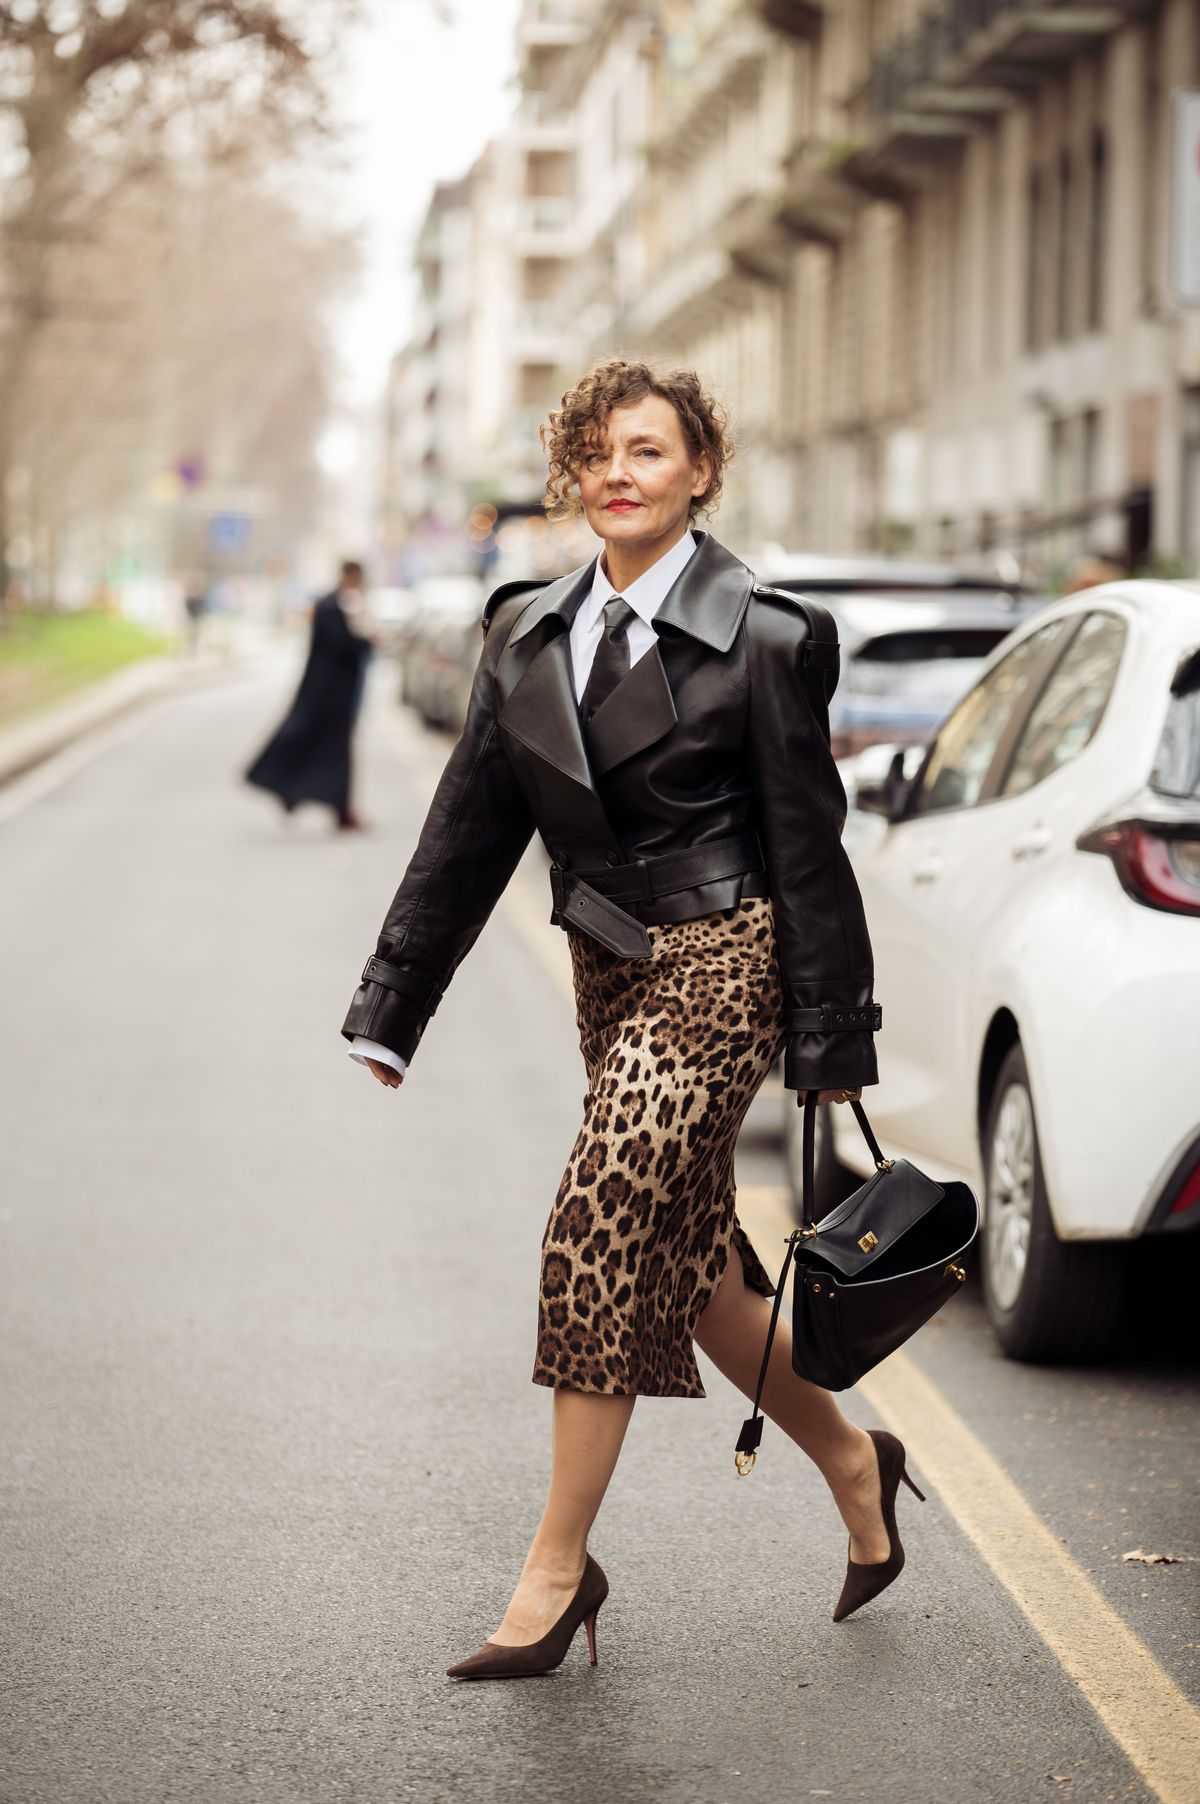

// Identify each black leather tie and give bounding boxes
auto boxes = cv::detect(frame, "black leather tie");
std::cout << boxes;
[579,597,635,722]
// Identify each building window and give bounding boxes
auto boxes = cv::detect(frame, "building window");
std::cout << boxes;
[1141,28,1161,311]
[943,178,961,380]
[1082,408,1101,500]
[985,141,1003,362]
[1087,132,1107,332]
[1182,387,1200,563]
[519,364,555,407]
[1025,170,1044,351]
[1048,416,1070,509]
[1055,149,1073,342]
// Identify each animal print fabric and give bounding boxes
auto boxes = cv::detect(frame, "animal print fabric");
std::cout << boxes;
[533,897,785,1397]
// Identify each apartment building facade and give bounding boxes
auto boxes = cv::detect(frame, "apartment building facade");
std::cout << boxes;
[380,0,590,575]
[837,0,1199,581]
[619,0,1199,577]
[384,0,1200,584]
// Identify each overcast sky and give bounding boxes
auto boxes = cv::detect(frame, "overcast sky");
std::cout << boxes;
[334,0,523,410]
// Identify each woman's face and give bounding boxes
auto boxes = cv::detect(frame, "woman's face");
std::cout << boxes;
[575,394,711,553]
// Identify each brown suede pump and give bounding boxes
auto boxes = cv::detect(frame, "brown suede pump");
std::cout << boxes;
[832,1429,925,1623]
[446,1555,609,1680]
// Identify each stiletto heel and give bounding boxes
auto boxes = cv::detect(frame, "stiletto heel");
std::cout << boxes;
[446,1555,609,1680]
[832,1429,924,1623]
[901,1466,926,1502]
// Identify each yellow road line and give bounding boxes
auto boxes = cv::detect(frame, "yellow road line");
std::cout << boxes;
[861,1354,1200,1804]
[384,703,1200,1804]
[730,1184,1200,1804]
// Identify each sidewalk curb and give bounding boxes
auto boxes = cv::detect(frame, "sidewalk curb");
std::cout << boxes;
[0,656,197,788]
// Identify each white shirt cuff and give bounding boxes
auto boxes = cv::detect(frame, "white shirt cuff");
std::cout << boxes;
[349,1036,407,1076]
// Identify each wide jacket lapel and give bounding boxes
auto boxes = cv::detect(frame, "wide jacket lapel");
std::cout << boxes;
[653,531,755,651]
[497,561,601,794]
[497,533,755,791]
[587,534,753,776]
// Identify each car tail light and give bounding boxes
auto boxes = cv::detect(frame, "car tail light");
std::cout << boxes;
[1170,1163,1200,1217]
[1076,821,1200,916]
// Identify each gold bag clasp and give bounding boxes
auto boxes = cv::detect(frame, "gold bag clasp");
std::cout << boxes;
[858,1230,879,1253]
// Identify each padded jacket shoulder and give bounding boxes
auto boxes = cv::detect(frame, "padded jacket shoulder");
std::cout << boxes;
[482,578,544,636]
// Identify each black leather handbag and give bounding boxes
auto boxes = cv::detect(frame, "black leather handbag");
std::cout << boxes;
[734,1092,979,1472]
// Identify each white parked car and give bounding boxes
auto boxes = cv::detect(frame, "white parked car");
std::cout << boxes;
[786,581,1200,1361]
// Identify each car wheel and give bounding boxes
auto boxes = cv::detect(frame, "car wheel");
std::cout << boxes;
[783,1097,848,1222]
[982,1044,1124,1361]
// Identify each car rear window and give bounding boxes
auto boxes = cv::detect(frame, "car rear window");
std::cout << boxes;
[853,629,1011,663]
[1152,650,1200,799]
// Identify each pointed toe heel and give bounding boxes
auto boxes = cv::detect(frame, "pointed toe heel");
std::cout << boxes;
[832,1429,925,1624]
[446,1556,609,1680]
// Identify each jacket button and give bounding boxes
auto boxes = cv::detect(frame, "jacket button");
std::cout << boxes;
[605,852,621,867]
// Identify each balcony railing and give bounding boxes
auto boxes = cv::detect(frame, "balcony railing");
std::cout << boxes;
[757,0,823,40]
[517,0,589,50]
[519,89,575,129]
[519,196,575,237]
[864,0,1154,119]
[516,299,566,324]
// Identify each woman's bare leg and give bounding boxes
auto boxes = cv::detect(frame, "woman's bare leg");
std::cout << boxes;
[695,1254,891,1563]
[491,1389,636,1646]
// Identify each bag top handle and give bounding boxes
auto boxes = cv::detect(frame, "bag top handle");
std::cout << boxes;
[802,1091,889,1230]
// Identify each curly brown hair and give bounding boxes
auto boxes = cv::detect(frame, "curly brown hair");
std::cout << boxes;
[540,358,733,522]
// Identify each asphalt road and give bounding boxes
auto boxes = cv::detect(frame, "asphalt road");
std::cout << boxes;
[2,648,1197,1804]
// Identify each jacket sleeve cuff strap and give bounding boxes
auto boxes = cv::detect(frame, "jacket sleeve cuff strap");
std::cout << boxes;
[785,1003,882,1033]
[360,957,445,1015]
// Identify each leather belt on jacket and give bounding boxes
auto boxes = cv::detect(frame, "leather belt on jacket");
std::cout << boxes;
[548,830,766,959]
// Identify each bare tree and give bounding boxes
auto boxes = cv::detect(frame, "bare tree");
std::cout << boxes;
[15,151,357,603]
[0,0,351,590]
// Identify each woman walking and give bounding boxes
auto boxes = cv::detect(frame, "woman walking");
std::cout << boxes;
[342,360,912,1678]
[246,559,374,831]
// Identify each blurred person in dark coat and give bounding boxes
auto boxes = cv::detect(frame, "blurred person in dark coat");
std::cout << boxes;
[246,559,374,831]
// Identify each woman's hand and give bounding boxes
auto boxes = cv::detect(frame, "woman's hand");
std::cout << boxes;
[798,1088,862,1107]
[365,1058,404,1090]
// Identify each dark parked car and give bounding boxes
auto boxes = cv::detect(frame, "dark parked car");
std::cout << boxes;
[398,577,485,731]
[760,556,1045,758]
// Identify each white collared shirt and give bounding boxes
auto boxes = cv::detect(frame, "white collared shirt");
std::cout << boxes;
[568,527,697,699]
[350,530,699,1079]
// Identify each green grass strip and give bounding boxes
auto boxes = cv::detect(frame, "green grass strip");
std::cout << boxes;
[0,611,171,723]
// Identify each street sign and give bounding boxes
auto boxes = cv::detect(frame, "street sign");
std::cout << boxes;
[1171,90,1200,306]
[174,454,205,491]
[207,511,253,554]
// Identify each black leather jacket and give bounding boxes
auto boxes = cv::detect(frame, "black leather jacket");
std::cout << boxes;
[342,533,879,1091]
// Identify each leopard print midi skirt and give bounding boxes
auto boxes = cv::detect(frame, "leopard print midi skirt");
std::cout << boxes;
[532,896,785,1398]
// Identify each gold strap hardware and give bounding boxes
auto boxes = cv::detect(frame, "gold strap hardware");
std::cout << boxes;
[876,1158,895,1172]
[944,1262,966,1282]
[799,1224,819,1239]
[734,1451,757,1477]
